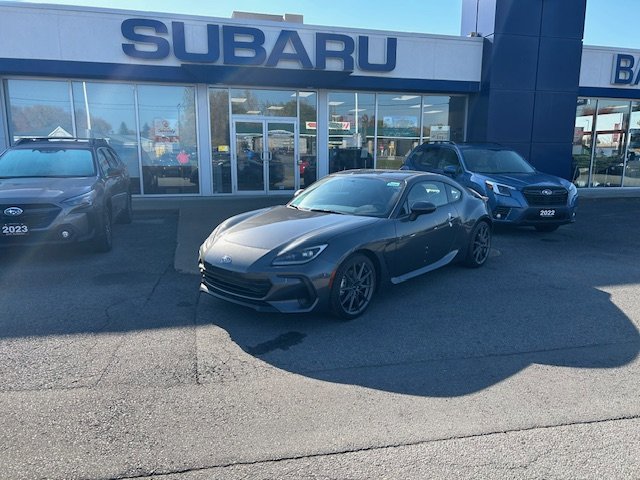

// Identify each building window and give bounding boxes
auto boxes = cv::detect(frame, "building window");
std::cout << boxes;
[137,85,198,195]
[326,92,467,174]
[209,88,231,193]
[376,93,421,169]
[5,79,74,140]
[230,88,297,116]
[591,99,630,188]
[327,92,375,173]
[299,91,317,188]
[573,98,595,187]
[624,101,640,187]
[422,95,466,143]
[71,82,141,193]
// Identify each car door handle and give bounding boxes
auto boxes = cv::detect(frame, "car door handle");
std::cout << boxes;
[448,213,457,227]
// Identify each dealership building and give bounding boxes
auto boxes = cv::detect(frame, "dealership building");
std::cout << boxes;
[0,0,638,196]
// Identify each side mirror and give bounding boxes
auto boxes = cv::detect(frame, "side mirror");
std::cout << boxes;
[293,189,304,197]
[409,201,436,220]
[443,165,458,177]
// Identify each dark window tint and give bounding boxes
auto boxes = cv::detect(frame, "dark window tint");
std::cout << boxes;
[96,149,111,175]
[407,181,449,208]
[462,148,535,174]
[445,183,462,202]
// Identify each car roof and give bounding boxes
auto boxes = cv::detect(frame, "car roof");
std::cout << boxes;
[12,137,111,149]
[332,169,450,182]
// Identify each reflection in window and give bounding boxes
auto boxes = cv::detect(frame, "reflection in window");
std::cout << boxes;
[624,101,640,187]
[327,92,375,174]
[299,91,317,187]
[591,100,629,188]
[422,96,466,142]
[573,98,595,187]
[138,85,198,194]
[376,93,421,169]
[209,88,231,193]
[230,88,297,116]
[72,82,141,193]
[5,79,74,140]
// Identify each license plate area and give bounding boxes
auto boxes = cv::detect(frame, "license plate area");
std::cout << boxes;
[2,223,29,236]
[539,209,556,217]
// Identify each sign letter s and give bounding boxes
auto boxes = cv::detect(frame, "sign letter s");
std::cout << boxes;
[122,18,171,60]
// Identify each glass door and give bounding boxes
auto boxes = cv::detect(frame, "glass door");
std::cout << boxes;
[233,119,298,194]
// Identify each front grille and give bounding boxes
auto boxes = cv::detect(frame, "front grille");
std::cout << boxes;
[523,187,568,206]
[201,261,272,299]
[0,204,61,228]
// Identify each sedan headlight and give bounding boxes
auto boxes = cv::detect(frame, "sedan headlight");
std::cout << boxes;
[62,190,98,208]
[272,244,327,266]
[485,180,514,196]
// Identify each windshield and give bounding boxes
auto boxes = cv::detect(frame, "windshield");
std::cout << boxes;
[462,148,535,174]
[289,175,404,217]
[0,148,96,178]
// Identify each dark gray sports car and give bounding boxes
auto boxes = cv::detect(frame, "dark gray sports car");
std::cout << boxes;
[198,170,492,319]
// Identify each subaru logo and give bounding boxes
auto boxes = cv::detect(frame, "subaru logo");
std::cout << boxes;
[4,207,23,216]
[541,189,553,196]
[220,255,232,265]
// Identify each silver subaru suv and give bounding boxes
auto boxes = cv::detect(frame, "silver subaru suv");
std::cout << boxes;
[0,137,132,252]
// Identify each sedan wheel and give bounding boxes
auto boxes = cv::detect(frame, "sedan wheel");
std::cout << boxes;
[330,254,376,320]
[464,221,491,268]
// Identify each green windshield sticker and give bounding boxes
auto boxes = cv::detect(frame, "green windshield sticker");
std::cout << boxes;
[387,182,401,187]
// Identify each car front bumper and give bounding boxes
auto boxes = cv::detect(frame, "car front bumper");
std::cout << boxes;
[198,259,334,314]
[0,205,97,246]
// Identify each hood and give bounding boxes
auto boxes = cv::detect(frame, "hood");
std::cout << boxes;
[219,205,379,250]
[0,177,95,203]
[478,172,570,190]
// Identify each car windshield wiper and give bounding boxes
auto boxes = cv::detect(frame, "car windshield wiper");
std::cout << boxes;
[307,208,344,215]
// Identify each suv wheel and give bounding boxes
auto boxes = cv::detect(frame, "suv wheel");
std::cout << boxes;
[92,207,113,253]
[118,193,133,224]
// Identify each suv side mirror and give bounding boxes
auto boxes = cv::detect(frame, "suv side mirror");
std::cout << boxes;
[409,201,436,221]
[443,165,459,177]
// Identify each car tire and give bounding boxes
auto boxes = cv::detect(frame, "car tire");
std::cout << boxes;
[92,207,113,253]
[464,220,491,268]
[118,193,133,224]
[534,224,559,233]
[330,253,377,320]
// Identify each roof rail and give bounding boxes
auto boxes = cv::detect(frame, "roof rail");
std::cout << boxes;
[14,137,110,146]
[426,140,456,145]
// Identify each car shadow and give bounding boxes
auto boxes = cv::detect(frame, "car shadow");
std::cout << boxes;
[198,198,640,397]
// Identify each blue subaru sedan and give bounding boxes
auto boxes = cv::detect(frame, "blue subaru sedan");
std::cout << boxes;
[401,142,578,232]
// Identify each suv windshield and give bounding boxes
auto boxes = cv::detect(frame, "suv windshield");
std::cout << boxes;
[462,148,535,174]
[0,148,96,178]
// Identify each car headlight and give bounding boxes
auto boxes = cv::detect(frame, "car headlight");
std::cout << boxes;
[62,190,98,208]
[485,180,514,196]
[272,244,327,266]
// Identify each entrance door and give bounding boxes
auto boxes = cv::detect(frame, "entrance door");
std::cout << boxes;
[233,119,297,194]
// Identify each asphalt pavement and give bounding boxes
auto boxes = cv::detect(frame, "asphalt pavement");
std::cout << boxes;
[1,192,640,479]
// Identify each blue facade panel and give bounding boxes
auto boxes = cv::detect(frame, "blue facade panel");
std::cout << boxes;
[530,142,574,179]
[489,35,539,90]
[494,0,543,36]
[536,37,583,92]
[463,0,587,180]
[532,92,579,143]
[540,0,587,39]
[487,90,535,143]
